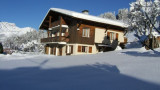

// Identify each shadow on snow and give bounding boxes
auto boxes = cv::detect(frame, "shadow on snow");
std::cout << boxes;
[0,63,160,90]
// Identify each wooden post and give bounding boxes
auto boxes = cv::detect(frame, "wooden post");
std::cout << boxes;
[59,16,62,42]
[49,16,52,28]
[48,16,52,37]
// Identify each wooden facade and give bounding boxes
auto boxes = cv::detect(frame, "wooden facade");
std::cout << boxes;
[39,8,127,56]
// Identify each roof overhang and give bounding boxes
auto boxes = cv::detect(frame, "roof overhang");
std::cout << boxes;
[39,8,129,30]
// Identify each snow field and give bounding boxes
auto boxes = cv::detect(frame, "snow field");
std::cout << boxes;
[0,48,160,90]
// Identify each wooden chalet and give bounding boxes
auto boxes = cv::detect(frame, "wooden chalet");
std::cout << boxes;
[39,8,128,56]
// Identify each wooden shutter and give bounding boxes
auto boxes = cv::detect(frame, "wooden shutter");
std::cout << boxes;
[107,32,110,39]
[53,47,56,55]
[51,47,53,54]
[45,46,47,54]
[46,47,49,54]
[59,47,62,56]
[66,46,68,53]
[116,33,119,40]
[89,47,92,53]
[78,46,82,52]
[71,45,73,54]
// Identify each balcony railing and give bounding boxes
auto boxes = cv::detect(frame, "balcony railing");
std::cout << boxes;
[41,36,69,44]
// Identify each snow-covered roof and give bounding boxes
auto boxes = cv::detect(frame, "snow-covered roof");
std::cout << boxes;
[39,8,128,29]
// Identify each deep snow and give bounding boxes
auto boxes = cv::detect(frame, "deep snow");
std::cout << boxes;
[0,48,160,90]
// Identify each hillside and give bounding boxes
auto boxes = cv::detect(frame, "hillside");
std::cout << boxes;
[0,48,160,90]
[0,22,35,42]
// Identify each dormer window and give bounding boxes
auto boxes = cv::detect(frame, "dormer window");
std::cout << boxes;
[82,28,90,37]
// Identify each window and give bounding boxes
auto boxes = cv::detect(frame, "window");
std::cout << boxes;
[67,46,71,53]
[82,46,88,53]
[82,28,90,37]
[66,45,73,54]
[78,46,92,53]
[110,32,115,40]
[107,32,119,40]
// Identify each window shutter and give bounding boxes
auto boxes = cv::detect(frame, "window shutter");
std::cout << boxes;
[45,46,47,54]
[66,46,68,53]
[71,45,73,54]
[89,47,92,53]
[54,47,56,55]
[78,46,82,52]
[51,47,53,54]
[116,33,119,40]
[88,28,90,37]
[46,47,49,54]
[107,32,110,38]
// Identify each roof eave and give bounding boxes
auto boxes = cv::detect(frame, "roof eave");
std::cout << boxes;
[39,9,52,30]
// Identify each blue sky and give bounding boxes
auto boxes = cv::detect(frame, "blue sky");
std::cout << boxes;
[0,0,135,30]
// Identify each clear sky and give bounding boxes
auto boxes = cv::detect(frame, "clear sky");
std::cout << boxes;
[0,0,135,30]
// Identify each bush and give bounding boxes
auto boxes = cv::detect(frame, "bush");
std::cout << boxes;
[0,43,3,54]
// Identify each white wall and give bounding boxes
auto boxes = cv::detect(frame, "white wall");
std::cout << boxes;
[94,28,106,43]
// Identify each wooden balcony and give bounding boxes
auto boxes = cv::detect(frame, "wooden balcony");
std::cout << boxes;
[41,36,69,44]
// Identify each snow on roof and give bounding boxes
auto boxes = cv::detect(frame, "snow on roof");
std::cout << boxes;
[152,31,160,37]
[51,8,128,28]
[39,8,128,29]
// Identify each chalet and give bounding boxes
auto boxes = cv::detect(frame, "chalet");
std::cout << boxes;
[39,8,128,56]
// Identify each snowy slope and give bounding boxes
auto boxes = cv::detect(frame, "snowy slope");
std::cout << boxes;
[0,48,160,90]
[0,22,35,41]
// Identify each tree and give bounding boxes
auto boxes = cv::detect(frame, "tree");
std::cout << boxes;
[117,8,129,24]
[99,12,117,20]
[3,30,47,52]
[129,0,160,49]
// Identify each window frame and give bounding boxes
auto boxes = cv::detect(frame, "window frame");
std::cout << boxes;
[110,32,115,40]
[82,28,90,38]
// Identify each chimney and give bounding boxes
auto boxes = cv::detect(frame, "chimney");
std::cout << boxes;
[82,10,89,15]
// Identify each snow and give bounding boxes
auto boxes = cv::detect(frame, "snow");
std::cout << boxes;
[115,46,122,50]
[39,8,128,29]
[0,48,160,90]
[152,31,160,37]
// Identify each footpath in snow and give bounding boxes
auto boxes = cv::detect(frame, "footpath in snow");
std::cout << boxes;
[0,48,160,90]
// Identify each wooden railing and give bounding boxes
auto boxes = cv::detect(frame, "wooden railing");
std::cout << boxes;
[41,36,69,43]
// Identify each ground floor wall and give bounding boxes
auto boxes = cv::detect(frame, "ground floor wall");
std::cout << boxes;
[44,43,99,56]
